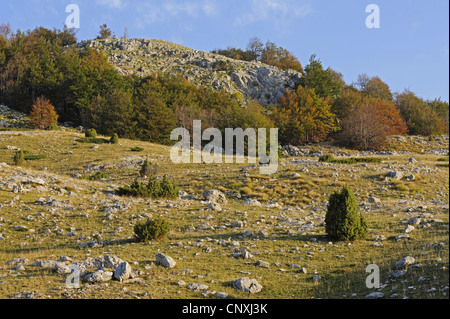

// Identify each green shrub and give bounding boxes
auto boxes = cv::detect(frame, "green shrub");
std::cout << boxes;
[83,171,109,181]
[319,155,383,164]
[76,137,109,144]
[139,159,158,178]
[45,124,60,131]
[319,154,335,163]
[325,185,368,241]
[13,150,25,165]
[156,175,179,198]
[85,128,97,138]
[131,147,144,152]
[117,176,178,199]
[110,133,119,144]
[24,154,47,161]
[134,218,170,242]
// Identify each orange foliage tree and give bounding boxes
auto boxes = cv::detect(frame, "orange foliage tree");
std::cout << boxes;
[29,96,59,129]
[336,97,407,150]
[271,86,338,145]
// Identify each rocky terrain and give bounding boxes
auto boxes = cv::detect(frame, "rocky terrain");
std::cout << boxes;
[76,38,302,106]
[0,105,29,129]
[0,124,448,299]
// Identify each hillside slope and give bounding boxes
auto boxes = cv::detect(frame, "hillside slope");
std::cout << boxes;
[77,38,303,106]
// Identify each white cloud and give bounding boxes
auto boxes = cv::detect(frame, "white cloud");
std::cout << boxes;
[96,0,126,9]
[234,0,312,27]
[134,0,218,27]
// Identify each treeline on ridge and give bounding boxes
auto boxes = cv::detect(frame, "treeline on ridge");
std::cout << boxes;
[0,24,448,151]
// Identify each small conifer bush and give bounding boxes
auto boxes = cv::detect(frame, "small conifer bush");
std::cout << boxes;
[110,133,119,144]
[117,176,178,199]
[325,185,368,241]
[13,150,25,165]
[85,128,97,138]
[134,218,170,242]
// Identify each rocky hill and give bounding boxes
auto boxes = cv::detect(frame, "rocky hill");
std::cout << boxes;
[76,38,303,106]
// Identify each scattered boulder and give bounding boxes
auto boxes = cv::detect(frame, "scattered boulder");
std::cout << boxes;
[395,256,416,269]
[365,292,384,299]
[113,262,132,282]
[203,190,227,205]
[85,270,113,283]
[368,196,381,204]
[387,171,403,180]
[103,254,124,269]
[215,292,229,299]
[243,198,261,207]
[155,253,176,268]
[405,225,415,233]
[207,202,222,212]
[231,221,246,228]
[54,262,71,274]
[408,218,421,226]
[187,283,209,291]
[255,260,270,268]
[233,248,254,259]
[232,277,263,294]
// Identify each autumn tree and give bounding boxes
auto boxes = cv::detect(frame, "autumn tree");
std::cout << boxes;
[260,41,303,73]
[29,96,59,129]
[395,90,445,136]
[427,98,449,133]
[271,86,338,145]
[97,24,112,39]
[332,86,365,121]
[336,96,407,150]
[356,74,393,101]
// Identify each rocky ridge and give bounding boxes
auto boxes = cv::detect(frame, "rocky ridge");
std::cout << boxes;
[76,38,303,106]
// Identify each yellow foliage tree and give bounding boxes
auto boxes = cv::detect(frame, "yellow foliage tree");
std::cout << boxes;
[29,96,59,130]
[271,86,338,145]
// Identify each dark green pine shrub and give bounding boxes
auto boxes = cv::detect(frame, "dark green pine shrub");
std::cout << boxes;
[134,218,171,242]
[84,171,109,181]
[85,128,97,138]
[325,185,368,241]
[155,175,179,198]
[110,133,119,144]
[139,159,151,178]
[139,159,158,178]
[319,154,335,163]
[24,154,47,161]
[13,150,25,165]
[117,176,178,199]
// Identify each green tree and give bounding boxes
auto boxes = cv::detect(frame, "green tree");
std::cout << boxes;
[325,185,368,241]
[13,150,25,165]
[301,54,342,100]
[110,133,119,144]
[132,81,178,144]
[395,90,445,136]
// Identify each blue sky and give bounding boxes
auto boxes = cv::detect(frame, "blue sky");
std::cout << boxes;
[1,0,449,102]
